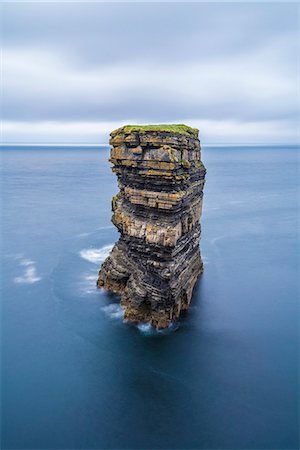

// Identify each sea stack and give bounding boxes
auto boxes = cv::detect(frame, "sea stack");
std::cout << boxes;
[97,125,206,329]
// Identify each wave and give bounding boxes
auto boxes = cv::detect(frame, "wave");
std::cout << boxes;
[77,226,114,238]
[14,262,41,284]
[19,258,35,266]
[79,244,114,264]
[77,272,98,295]
[201,255,209,264]
[137,321,179,336]
[101,303,124,320]
[137,323,153,334]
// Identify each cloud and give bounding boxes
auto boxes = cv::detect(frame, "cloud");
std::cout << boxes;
[2,2,299,143]
[3,42,296,121]
[3,2,297,66]
[3,118,297,145]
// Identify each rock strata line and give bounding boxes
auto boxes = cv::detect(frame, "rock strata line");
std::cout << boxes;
[97,124,206,329]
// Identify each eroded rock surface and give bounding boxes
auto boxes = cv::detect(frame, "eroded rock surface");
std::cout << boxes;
[97,124,206,329]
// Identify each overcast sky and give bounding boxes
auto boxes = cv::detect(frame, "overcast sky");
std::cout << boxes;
[2,2,299,144]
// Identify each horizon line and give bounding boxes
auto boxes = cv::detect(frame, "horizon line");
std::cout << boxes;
[1,142,299,148]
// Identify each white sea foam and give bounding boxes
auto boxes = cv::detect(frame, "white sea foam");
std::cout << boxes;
[77,232,92,238]
[19,258,35,266]
[8,253,25,260]
[84,274,96,281]
[14,264,41,284]
[77,272,98,294]
[78,244,114,294]
[137,322,178,336]
[211,235,226,245]
[137,323,153,334]
[79,244,114,264]
[77,226,114,238]
[101,303,124,320]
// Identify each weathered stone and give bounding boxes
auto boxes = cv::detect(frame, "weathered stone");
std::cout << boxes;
[97,124,206,329]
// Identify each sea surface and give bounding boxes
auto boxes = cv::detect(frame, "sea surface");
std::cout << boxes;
[1,145,299,449]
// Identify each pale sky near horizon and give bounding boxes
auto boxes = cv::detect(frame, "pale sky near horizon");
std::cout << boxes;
[2,2,299,144]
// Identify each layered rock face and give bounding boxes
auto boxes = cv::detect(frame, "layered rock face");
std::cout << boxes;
[97,125,206,329]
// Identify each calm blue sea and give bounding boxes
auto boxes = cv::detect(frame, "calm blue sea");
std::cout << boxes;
[1,145,299,449]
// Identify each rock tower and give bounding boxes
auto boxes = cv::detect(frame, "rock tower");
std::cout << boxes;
[97,125,206,329]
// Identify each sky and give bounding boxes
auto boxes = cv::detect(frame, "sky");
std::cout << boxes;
[2,1,299,145]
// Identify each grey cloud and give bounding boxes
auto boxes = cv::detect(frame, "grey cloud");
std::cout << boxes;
[3,50,297,123]
[3,3,297,66]
[2,2,299,143]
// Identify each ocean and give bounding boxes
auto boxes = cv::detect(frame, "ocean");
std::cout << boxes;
[1,145,299,449]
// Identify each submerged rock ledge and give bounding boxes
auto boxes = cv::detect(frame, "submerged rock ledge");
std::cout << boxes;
[97,124,206,329]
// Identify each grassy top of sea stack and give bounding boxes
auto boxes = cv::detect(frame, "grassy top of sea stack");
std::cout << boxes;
[111,124,199,138]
